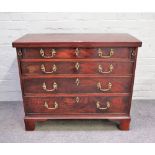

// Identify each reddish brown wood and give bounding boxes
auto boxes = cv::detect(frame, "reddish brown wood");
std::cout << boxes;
[21,58,134,62]
[21,47,132,59]
[128,47,139,114]
[24,118,47,131]
[118,118,131,130]
[12,34,142,47]
[25,114,130,120]
[21,74,132,79]
[24,118,36,131]
[21,60,134,75]
[24,92,130,97]
[12,33,142,131]
[22,77,132,94]
[24,96,130,114]
[24,115,131,131]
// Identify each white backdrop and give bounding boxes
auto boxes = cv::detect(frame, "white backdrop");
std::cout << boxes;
[0,12,155,101]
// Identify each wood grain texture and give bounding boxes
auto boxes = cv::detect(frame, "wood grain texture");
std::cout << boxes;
[24,115,131,131]
[21,61,134,75]
[21,47,132,59]
[12,33,142,47]
[12,33,141,131]
[22,77,132,94]
[24,96,130,114]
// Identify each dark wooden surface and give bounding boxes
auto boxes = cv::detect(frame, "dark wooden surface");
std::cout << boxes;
[21,61,134,75]
[21,47,132,59]
[24,96,130,114]
[12,33,142,131]
[23,77,132,93]
[12,33,142,47]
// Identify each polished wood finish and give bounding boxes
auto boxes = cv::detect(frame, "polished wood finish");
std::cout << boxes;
[21,47,132,59]
[21,60,134,75]
[24,96,130,114]
[24,115,131,131]
[118,119,131,130]
[12,33,142,47]
[24,119,35,131]
[12,33,142,131]
[23,77,132,93]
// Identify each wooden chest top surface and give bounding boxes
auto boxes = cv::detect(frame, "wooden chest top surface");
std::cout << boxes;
[12,33,142,47]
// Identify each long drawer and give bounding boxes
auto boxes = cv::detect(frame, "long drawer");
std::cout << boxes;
[24,96,130,114]
[21,47,132,59]
[21,60,134,75]
[22,77,132,94]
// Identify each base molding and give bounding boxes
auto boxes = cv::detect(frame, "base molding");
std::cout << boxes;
[24,114,131,131]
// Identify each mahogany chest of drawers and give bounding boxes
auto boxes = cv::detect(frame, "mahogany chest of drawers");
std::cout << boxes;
[12,34,142,131]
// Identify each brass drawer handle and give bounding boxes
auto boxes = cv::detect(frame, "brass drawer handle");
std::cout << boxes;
[75,48,80,57]
[98,48,114,58]
[41,64,57,74]
[75,62,80,70]
[42,82,57,92]
[98,64,114,74]
[96,101,110,110]
[97,82,112,92]
[40,48,56,58]
[44,101,58,110]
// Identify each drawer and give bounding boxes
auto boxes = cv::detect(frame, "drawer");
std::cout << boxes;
[21,47,132,59]
[23,77,132,94]
[21,60,134,75]
[24,96,130,114]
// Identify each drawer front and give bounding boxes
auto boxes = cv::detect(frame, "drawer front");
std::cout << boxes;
[21,61,134,75]
[23,77,132,94]
[22,47,131,59]
[24,96,130,114]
